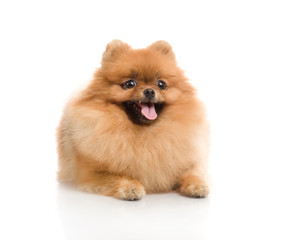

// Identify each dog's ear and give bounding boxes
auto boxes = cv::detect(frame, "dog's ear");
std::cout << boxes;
[149,40,175,59]
[102,39,131,62]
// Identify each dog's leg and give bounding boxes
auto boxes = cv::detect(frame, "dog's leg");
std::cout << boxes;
[178,171,209,198]
[76,166,145,200]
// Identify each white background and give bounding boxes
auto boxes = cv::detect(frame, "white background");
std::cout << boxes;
[0,0,297,239]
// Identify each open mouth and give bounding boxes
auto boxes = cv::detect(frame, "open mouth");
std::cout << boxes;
[136,101,157,120]
[123,101,164,124]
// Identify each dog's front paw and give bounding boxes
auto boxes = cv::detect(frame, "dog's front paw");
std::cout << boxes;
[179,175,209,198]
[181,184,209,198]
[115,179,146,201]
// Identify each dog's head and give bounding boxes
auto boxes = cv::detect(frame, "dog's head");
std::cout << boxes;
[89,40,195,125]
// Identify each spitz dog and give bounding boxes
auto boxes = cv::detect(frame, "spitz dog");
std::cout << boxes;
[57,40,209,200]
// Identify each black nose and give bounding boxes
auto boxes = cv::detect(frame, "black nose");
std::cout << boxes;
[143,88,155,99]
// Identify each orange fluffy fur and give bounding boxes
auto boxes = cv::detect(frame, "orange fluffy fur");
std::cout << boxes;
[57,40,209,200]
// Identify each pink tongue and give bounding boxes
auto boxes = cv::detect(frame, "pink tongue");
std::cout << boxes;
[139,103,157,120]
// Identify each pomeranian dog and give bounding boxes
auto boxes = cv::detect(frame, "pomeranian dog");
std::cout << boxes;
[57,40,209,200]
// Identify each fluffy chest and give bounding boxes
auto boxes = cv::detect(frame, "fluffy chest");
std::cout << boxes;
[95,127,196,192]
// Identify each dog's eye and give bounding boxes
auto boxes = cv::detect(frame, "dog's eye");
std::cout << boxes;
[123,79,137,89]
[156,80,167,90]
